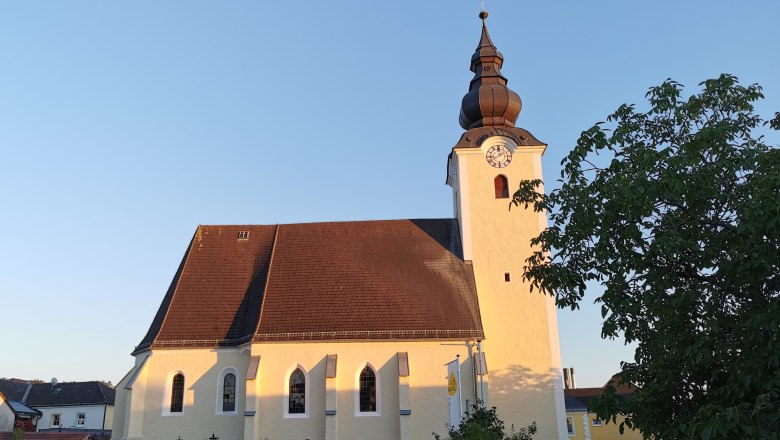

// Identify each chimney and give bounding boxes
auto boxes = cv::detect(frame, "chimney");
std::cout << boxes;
[570,368,577,389]
[563,368,571,389]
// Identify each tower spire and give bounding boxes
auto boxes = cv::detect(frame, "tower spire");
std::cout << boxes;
[458,10,522,130]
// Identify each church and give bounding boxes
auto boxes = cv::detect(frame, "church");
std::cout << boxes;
[112,11,566,440]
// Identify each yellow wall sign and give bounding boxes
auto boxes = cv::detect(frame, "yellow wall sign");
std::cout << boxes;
[448,371,458,396]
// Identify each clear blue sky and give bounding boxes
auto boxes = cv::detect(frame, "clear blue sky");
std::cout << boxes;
[1,1,778,387]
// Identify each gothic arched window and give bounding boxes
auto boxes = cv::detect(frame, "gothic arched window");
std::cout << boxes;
[494,175,509,199]
[222,373,236,412]
[288,368,306,414]
[359,366,377,412]
[170,373,184,413]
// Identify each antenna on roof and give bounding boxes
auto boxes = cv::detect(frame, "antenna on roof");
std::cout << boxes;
[51,377,58,388]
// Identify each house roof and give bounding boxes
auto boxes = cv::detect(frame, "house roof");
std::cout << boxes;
[564,392,588,412]
[564,374,638,409]
[564,387,605,408]
[0,379,31,401]
[604,373,638,394]
[24,382,115,407]
[135,219,484,353]
[7,400,41,416]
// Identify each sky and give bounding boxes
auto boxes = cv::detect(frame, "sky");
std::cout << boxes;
[1,1,778,388]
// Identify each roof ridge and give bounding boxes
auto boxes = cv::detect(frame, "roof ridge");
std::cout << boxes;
[97,381,108,403]
[21,383,32,403]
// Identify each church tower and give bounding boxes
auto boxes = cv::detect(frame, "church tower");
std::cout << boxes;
[447,11,567,439]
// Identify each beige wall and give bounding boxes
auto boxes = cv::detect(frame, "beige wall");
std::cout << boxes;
[588,413,642,440]
[565,411,587,440]
[451,137,565,439]
[103,404,114,430]
[0,398,14,432]
[114,340,484,440]
[565,411,642,440]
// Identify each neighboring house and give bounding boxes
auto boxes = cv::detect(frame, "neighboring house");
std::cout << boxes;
[27,382,115,431]
[112,10,569,440]
[563,372,641,440]
[0,380,114,432]
[0,379,41,432]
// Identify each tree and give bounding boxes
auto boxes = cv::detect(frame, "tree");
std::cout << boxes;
[433,401,537,440]
[513,74,780,439]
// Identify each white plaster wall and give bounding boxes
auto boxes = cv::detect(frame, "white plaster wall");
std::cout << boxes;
[135,348,250,440]
[103,405,114,430]
[111,382,127,439]
[116,340,479,440]
[0,399,14,432]
[36,404,108,430]
[452,137,565,439]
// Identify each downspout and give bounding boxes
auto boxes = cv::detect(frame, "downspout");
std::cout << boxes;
[477,340,484,403]
[102,405,107,430]
[470,340,478,409]
[33,412,42,432]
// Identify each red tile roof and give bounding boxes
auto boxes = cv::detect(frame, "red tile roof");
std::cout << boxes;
[564,374,638,408]
[135,219,483,353]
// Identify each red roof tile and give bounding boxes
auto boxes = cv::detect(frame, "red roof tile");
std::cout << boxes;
[135,219,483,352]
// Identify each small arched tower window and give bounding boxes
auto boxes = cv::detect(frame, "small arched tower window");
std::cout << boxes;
[222,373,236,412]
[359,366,377,412]
[170,373,184,413]
[494,175,509,199]
[288,368,306,414]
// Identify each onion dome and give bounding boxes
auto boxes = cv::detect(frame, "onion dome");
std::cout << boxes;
[459,11,522,130]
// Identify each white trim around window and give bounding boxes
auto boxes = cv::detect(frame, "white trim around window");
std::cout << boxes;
[283,364,309,419]
[161,370,186,416]
[355,362,380,417]
[216,366,240,415]
[566,415,575,436]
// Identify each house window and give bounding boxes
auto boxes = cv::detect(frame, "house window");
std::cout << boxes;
[494,175,509,199]
[223,373,236,412]
[566,416,575,435]
[51,413,61,427]
[238,231,249,240]
[504,272,511,282]
[170,373,185,413]
[288,368,306,414]
[77,413,86,426]
[359,366,377,412]
[592,417,603,427]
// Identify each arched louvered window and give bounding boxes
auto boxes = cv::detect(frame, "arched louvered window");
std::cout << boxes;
[359,366,377,412]
[222,373,236,412]
[288,368,306,414]
[494,175,509,199]
[170,373,184,413]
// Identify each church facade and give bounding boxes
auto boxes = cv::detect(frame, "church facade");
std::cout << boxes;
[112,12,566,440]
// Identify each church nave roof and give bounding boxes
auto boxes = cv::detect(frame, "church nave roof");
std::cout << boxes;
[134,219,484,353]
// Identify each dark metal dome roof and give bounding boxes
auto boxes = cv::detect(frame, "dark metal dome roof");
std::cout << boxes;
[459,11,522,130]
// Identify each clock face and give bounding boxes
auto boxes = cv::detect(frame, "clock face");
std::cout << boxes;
[486,145,512,168]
